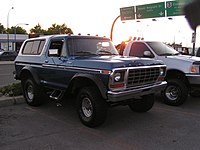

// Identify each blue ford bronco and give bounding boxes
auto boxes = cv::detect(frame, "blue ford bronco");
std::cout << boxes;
[14,35,167,127]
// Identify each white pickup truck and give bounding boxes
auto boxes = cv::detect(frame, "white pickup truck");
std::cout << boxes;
[123,41,200,106]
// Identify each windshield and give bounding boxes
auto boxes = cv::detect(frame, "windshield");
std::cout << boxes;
[67,38,119,56]
[147,42,179,56]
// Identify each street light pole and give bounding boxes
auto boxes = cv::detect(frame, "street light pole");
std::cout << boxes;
[110,15,120,41]
[7,7,14,51]
[14,23,29,51]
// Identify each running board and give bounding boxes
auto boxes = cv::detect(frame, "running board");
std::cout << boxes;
[49,90,64,100]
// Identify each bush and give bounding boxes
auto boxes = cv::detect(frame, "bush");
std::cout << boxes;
[0,83,22,96]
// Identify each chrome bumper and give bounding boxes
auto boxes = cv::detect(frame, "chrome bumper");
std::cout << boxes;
[107,81,167,102]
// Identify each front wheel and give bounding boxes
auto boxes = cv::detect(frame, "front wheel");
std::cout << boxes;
[76,86,107,127]
[129,94,154,112]
[162,79,188,106]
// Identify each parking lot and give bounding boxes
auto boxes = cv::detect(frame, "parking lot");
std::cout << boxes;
[0,95,200,150]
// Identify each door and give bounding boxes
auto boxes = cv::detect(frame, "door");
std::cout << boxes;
[41,37,74,89]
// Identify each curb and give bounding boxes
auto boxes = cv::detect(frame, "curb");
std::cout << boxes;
[0,61,14,65]
[0,95,25,107]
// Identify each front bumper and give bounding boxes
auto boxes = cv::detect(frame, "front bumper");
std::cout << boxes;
[186,74,200,84]
[186,74,200,89]
[107,81,167,102]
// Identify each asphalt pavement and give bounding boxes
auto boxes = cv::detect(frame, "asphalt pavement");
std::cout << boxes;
[0,60,19,87]
[1,94,200,150]
[0,61,24,107]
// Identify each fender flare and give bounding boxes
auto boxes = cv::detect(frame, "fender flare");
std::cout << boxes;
[71,73,108,99]
[20,66,40,85]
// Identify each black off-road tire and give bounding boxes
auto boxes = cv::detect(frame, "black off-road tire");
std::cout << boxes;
[22,78,46,106]
[162,79,188,106]
[129,94,154,112]
[76,86,107,128]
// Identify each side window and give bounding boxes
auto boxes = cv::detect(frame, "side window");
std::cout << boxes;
[60,40,67,57]
[22,40,45,55]
[38,40,45,54]
[22,42,33,54]
[48,39,64,57]
[31,41,40,54]
[129,43,151,57]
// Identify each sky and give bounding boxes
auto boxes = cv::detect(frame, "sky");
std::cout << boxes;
[0,0,196,47]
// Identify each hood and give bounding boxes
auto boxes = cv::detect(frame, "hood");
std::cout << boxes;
[72,55,164,70]
[166,54,200,63]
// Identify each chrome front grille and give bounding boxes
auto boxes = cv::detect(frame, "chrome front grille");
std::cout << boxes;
[127,67,160,88]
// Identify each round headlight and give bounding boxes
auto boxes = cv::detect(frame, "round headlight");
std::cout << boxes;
[114,73,121,82]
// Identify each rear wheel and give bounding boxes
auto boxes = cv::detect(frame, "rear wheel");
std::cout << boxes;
[162,79,188,106]
[76,86,107,127]
[129,94,154,112]
[22,78,46,106]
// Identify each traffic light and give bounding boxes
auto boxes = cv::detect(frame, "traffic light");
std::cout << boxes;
[184,0,200,30]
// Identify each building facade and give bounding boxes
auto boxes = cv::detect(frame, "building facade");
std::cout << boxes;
[0,34,28,51]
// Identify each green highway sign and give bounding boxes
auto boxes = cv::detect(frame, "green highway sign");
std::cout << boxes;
[120,0,193,21]
[166,1,184,16]
[136,2,165,19]
[166,0,194,16]
[120,6,135,21]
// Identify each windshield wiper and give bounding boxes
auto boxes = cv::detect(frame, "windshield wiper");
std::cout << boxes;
[160,53,175,56]
[174,53,180,55]
[96,50,118,55]
[75,51,97,56]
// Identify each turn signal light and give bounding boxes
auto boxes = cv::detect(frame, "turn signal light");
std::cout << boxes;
[110,83,125,89]
[191,66,197,73]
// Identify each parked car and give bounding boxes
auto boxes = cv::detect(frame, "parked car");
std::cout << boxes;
[123,41,200,106]
[0,51,18,61]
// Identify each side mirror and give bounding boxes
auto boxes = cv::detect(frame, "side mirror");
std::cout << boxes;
[144,51,154,58]
[49,49,59,57]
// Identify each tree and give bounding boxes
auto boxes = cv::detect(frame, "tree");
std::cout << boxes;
[45,23,73,35]
[0,22,27,34]
[29,23,74,35]
[30,24,45,35]
[0,23,6,34]
[8,26,27,34]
